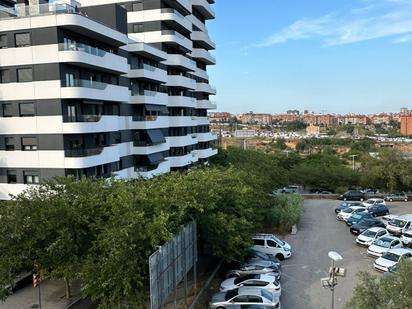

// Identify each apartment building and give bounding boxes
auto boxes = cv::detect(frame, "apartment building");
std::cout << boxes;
[0,0,217,200]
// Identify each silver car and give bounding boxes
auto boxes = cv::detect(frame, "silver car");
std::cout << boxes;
[226,264,280,281]
[209,287,280,308]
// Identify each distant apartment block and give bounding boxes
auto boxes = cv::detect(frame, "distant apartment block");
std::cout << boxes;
[400,109,412,136]
[239,112,272,125]
[0,0,217,199]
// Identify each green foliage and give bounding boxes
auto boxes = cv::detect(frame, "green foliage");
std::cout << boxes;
[345,260,412,309]
[268,195,303,232]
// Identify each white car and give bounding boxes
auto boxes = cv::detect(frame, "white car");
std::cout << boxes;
[252,234,292,260]
[386,214,412,236]
[374,248,412,272]
[226,264,280,281]
[400,229,412,247]
[209,287,280,308]
[220,274,281,298]
[367,236,403,257]
[356,227,389,247]
[336,206,366,222]
[362,198,386,207]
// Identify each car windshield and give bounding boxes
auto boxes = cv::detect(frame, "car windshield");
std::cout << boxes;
[351,214,362,220]
[342,208,353,213]
[359,219,375,225]
[389,219,407,228]
[225,289,239,301]
[373,238,392,248]
[234,275,258,285]
[361,230,377,237]
[382,252,401,262]
[261,289,273,301]
[366,200,375,204]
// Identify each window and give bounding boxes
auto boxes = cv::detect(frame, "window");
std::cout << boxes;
[15,32,31,47]
[19,103,35,117]
[21,137,37,151]
[5,137,14,151]
[0,34,7,48]
[7,170,17,184]
[253,239,265,246]
[267,240,279,248]
[24,171,39,184]
[2,103,12,117]
[133,24,144,33]
[0,69,10,83]
[17,68,33,82]
[132,2,143,11]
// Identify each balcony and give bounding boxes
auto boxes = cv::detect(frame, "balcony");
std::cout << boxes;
[131,30,192,52]
[129,115,169,130]
[127,8,191,32]
[62,116,121,134]
[197,99,217,109]
[194,148,218,159]
[168,96,197,108]
[197,132,218,142]
[132,140,170,155]
[130,91,168,105]
[58,43,128,74]
[197,116,210,125]
[135,160,171,178]
[65,147,104,158]
[195,82,216,94]
[61,79,129,102]
[192,0,216,19]
[169,116,197,127]
[168,153,198,168]
[191,48,216,65]
[64,145,124,169]
[167,134,198,147]
[127,64,168,83]
[191,31,216,50]
[164,54,197,71]
[167,75,196,89]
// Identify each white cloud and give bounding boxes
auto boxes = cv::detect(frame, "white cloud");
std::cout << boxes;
[393,34,412,43]
[252,0,412,47]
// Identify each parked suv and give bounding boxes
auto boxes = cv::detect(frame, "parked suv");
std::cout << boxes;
[386,214,412,236]
[338,191,367,201]
[385,192,409,202]
[252,234,292,260]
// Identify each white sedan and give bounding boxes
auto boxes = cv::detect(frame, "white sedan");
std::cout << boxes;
[337,206,366,222]
[209,287,280,308]
[356,227,389,247]
[374,248,412,272]
[367,236,403,257]
[220,274,281,297]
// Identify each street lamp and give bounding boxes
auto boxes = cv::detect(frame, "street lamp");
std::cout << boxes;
[321,251,346,309]
[349,154,358,171]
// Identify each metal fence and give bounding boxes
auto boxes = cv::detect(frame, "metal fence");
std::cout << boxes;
[149,221,197,309]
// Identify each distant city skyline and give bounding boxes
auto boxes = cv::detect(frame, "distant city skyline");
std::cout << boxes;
[208,0,412,114]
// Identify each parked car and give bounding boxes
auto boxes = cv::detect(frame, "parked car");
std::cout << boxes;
[226,264,280,281]
[367,204,389,217]
[363,189,381,196]
[362,198,386,207]
[2,271,32,293]
[350,218,386,235]
[228,306,279,309]
[334,201,362,214]
[400,229,412,248]
[245,250,281,268]
[373,248,412,272]
[220,275,281,298]
[337,206,366,222]
[252,234,292,260]
[382,214,398,226]
[338,191,367,201]
[385,192,409,202]
[386,214,412,236]
[280,185,302,194]
[367,236,403,257]
[209,287,280,308]
[346,212,373,227]
[356,227,389,247]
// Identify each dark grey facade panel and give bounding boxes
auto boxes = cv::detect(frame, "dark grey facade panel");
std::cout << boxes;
[81,4,128,35]
[0,168,66,185]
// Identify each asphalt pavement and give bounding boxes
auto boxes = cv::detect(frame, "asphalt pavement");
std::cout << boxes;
[280,199,412,309]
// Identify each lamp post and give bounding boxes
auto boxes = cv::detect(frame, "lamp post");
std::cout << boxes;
[321,251,345,309]
[349,155,358,171]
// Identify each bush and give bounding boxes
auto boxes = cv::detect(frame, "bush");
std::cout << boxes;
[267,194,303,233]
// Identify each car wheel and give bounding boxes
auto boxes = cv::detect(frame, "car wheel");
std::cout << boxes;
[373,213,377,217]
[276,254,285,261]
[343,197,347,201]
[405,198,408,202]
[360,198,364,202]
[390,199,393,202]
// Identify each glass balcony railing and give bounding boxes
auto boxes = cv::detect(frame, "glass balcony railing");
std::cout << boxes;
[132,89,159,96]
[162,30,186,40]
[0,2,79,20]
[132,115,159,122]
[130,63,157,72]
[62,79,108,90]
[65,114,103,123]
[160,8,185,20]
[59,42,108,57]
[65,147,104,157]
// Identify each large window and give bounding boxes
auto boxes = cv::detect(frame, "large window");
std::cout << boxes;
[24,171,39,184]
[21,137,37,151]
[2,103,12,117]
[19,103,35,117]
[15,32,30,47]
[0,69,10,83]
[7,170,17,184]
[133,24,144,33]
[132,2,143,11]
[5,137,14,151]
[0,34,7,49]
[17,68,33,82]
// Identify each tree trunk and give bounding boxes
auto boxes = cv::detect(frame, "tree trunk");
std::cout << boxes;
[64,278,71,299]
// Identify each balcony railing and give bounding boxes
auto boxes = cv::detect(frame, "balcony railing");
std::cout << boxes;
[59,42,108,57]
[132,89,158,96]
[62,79,108,90]
[0,2,79,20]
[65,114,103,123]
[161,8,185,20]
[132,115,159,122]
[162,30,186,40]
[65,147,104,157]
[130,63,157,72]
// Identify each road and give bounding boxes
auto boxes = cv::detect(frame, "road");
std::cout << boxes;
[280,199,411,309]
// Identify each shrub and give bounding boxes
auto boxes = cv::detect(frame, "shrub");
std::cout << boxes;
[268,194,303,233]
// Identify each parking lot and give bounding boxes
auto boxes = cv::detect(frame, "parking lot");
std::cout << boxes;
[280,199,412,309]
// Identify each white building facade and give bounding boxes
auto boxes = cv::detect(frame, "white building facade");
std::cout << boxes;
[0,0,217,199]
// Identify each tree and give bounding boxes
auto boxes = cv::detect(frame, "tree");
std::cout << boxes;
[345,260,412,309]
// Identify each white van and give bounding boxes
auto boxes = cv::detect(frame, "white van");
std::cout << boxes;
[386,214,412,236]
[251,233,292,260]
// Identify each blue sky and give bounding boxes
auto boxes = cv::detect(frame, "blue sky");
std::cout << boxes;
[207,0,412,114]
